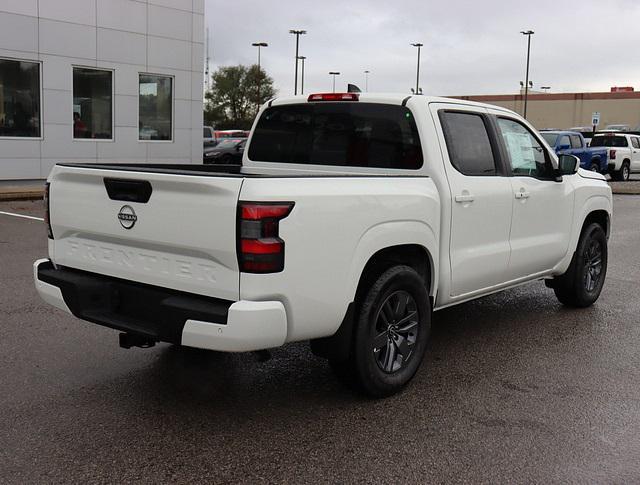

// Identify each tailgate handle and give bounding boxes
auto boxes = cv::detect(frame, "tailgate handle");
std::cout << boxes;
[104,178,152,203]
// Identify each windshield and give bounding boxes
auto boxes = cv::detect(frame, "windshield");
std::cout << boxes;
[248,103,423,169]
[590,135,628,147]
[216,139,242,149]
[541,133,559,146]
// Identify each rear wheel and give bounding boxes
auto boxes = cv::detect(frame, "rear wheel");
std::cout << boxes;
[331,265,431,397]
[553,223,607,307]
[590,162,599,172]
[617,161,631,181]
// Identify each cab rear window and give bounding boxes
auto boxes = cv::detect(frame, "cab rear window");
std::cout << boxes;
[248,103,423,169]
[590,136,628,147]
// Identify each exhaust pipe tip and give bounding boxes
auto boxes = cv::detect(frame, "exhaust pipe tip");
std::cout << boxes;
[119,332,156,349]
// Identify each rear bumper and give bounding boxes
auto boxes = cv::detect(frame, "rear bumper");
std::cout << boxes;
[33,259,287,352]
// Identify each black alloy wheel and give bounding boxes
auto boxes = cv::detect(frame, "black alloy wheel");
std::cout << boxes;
[372,290,420,374]
[583,238,603,293]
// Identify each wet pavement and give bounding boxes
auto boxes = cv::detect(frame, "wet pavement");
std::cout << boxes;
[1,197,639,483]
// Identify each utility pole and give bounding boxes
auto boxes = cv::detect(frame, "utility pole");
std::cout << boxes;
[298,56,306,94]
[411,43,423,94]
[521,30,534,119]
[329,72,340,93]
[364,70,370,92]
[289,29,307,95]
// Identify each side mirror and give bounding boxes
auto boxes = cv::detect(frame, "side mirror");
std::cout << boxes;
[558,154,580,175]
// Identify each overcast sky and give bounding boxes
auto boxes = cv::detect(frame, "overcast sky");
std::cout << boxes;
[206,0,640,97]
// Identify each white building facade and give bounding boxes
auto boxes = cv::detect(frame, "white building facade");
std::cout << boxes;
[0,0,204,181]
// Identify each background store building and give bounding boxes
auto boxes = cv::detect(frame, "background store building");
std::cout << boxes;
[453,89,640,131]
[0,0,204,181]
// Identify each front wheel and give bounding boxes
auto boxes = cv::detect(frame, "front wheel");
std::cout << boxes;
[553,223,607,307]
[331,265,431,398]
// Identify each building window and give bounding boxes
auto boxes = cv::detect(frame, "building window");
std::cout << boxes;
[72,67,113,139]
[139,74,172,141]
[0,58,41,138]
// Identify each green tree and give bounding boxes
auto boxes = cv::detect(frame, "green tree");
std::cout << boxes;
[204,65,276,130]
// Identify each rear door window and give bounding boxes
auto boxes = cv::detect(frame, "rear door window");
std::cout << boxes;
[570,135,582,148]
[632,137,640,149]
[558,135,571,148]
[248,103,423,169]
[439,111,497,176]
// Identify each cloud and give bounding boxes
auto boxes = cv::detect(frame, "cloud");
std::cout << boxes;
[205,0,640,96]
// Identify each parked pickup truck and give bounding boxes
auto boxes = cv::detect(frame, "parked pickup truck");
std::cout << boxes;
[34,93,613,397]
[540,131,608,173]
[590,132,640,181]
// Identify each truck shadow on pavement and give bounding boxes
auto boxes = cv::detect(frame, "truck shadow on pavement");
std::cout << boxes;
[112,279,606,412]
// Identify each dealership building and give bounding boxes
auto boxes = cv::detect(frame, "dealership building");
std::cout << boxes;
[454,89,640,131]
[0,0,204,181]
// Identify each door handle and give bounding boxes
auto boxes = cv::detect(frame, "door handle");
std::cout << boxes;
[455,194,475,203]
[515,191,530,199]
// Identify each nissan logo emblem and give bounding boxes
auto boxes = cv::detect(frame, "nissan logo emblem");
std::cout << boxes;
[117,205,137,229]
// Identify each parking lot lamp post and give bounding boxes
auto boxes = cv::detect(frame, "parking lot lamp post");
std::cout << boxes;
[520,30,534,119]
[289,30,307,95]
[298,56,306,94]
[329,72,340,93]
[252,42,268,111]
[364,70,370,92]
[410,43,423,94]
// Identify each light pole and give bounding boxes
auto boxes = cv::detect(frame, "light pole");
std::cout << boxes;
[289,29,307,95]
[251,42,268,68]
[364,70,370,92]
[520,30,534,119]
[329,72,340,93]
[298,56,306,94]
[251,42,268,110]
[411,43,423,95]
[541,86,551,93]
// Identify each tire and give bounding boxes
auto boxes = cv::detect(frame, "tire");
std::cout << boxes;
[590,162,599,172]
[618,161,631,181]
[553,223,607,308]
[331,265,431,398]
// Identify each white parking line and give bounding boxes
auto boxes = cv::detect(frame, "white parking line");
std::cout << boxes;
[0,211,44,222]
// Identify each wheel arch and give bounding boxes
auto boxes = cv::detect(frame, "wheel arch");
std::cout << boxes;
[582,209,610,238]
[353,244,434,306]
[554,195,612,276]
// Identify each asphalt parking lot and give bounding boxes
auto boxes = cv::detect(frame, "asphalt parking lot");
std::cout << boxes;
[1,196,639,483]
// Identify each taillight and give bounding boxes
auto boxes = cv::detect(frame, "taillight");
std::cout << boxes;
[610,149,616,160]
[237,202,294,273]
[44,182,53,239]
[307,93,359,102]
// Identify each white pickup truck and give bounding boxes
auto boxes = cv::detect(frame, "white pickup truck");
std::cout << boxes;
[590,132,640,181]
[34,93,612,397]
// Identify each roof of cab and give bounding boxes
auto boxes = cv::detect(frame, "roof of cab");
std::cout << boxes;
[267,92,519,116]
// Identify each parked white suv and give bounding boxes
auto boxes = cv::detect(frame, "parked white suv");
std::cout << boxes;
[591,132,640,181]
[34,93,612,397]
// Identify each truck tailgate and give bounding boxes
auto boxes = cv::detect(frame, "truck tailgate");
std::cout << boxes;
[48,166,243,301]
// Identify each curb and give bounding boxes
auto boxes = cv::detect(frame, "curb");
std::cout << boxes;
[611,188,640,195]
[0,189,44,201]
